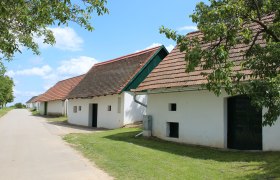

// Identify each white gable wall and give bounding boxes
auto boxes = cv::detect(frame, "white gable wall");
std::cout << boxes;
[263,112,280,151]
[35,102,40,111]
[147,90,280,151]
[39,102,45,115]
[123,91,147,124]
[31,102,37,109]
[68,94,125,129]
[47,100,65,116]
[26,103,31,108]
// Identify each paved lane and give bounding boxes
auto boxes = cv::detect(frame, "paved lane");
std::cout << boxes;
[0,109,112,180]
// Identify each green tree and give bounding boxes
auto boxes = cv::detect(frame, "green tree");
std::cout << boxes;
[0,0,108,68]
[0,75,14,108]
[160,0,280,126]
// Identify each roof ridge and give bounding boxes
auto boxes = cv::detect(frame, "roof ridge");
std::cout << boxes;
[94,46,161,67]
[57,74,85,83]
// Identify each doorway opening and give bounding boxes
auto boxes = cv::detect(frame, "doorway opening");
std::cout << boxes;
[227,95,262,150]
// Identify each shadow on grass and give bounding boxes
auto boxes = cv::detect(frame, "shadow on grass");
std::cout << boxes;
[47,121,107,132]
[104,130,280,179]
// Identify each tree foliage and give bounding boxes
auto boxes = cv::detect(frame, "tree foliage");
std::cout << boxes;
[160,0,280,126]
[0,0,108,64]
[0,73,14,107]
[14,102,25,109]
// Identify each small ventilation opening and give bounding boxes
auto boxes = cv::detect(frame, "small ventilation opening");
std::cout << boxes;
[168,122,179,138]
[73,106,77,113]
[169,103,177,111]
[107,105,112,111]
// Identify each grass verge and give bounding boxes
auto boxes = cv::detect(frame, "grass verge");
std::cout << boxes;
[64,128,280,179]
[30,110,67,123]
[46,116,67,123]
[0,107,14,118]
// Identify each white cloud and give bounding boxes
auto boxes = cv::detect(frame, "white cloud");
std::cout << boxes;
[57,56,98,75]
[5,70,15,77]
[42,56,98,90]
[143,43,162,50]
[13,88,41,97]
[18,65,52,76]
[178,25,198,31]
[28,57,44,65]
[7,65,52,77]
[166,44,175,52]
[35,27,84,51]
[137,43,175,53]
[8,56,97,91]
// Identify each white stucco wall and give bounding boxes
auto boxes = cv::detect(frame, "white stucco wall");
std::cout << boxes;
[26,103,31,108]
[47,100,64,116]
[263,112,280,151]
[147,90,280,151]
[64,99,68,116]
[68,94,124,129]
[35,102,40,111]
[31,102,37,109]
[123,92,147,124]
[39,102,45,115]
[147,90,227,148]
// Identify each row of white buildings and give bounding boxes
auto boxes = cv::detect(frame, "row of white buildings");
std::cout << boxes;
[27,18,280,151]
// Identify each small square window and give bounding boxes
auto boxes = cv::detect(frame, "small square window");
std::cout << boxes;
[169,103,177,111]
[107,105,111,111]
[78,106,82,111]
[73,106,77,113]
[167,122,179,138]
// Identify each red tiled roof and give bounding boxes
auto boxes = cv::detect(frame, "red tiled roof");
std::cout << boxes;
[67,46,163,99]
[32,94,41,103]
[36,75,85,102]
[136,15,273,91]
[26,96,37,103]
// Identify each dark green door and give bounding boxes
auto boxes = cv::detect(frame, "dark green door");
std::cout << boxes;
[92,104,98,127]
[227,96,262,150]
[44,102,48,115]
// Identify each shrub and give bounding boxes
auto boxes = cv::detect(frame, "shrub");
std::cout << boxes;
[14,103,25,109]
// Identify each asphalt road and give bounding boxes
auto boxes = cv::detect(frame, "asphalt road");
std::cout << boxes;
[0,109,112,180]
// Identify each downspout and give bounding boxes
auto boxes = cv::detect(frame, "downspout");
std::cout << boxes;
[133,92,147,108]
[132,92,147,137]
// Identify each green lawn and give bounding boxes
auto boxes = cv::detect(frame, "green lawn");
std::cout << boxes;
[46,116,67,123]
[30,110,68,123]
[64,128,280,180]
[0,107,14,118]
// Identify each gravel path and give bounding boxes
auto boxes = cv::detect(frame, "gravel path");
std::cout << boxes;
[0,109,113,180]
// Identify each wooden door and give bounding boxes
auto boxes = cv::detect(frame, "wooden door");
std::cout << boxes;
[227,96,262,150]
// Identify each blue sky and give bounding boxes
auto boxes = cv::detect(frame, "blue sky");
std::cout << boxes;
[4,0,204,104]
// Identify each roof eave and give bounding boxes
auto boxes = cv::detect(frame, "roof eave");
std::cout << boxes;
[120,45,168,93]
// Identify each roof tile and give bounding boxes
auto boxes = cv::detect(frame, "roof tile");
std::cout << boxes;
[136,15,274,91]
[36,75,85,102]
[67,46,162,99]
